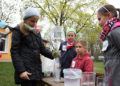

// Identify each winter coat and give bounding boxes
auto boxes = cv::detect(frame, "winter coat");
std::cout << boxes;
[70,52,93,72]
[59,41,77,77]
[102,27,120,86]
[11,25,53,84]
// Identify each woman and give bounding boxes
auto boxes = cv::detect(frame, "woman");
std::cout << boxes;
[11,7,57,86]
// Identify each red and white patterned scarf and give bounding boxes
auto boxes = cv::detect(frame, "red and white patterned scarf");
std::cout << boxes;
[99,17,120,41]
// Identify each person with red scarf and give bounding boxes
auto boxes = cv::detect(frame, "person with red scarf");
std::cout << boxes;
[97,5,120,86]
[59,28,77,77]
[70,40,93,72]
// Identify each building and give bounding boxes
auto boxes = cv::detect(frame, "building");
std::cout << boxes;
[0,28,12,61]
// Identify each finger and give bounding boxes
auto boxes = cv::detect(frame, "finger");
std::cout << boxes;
[27,72,32,75]
[25,75,30,80]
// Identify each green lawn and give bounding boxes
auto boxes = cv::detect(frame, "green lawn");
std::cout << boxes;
[0,62,20,86]
[94,61,105,73]
[0,62,105,86]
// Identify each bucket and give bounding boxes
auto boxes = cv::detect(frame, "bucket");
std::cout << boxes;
[63,68,82,86]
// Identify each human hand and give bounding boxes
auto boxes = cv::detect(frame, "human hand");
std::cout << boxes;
[52,50,61,58]
[20,71,32,80]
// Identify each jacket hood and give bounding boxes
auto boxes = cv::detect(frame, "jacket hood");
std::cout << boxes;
[85,52,91,57]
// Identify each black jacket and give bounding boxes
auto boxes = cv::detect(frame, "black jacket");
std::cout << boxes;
[11,25,53,84]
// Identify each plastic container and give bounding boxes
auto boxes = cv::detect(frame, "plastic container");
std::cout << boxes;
[54,58,61,82]
[63,68,82,86]
[81,72,96,86]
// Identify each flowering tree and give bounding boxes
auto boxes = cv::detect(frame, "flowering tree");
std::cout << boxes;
[0,0,20,26]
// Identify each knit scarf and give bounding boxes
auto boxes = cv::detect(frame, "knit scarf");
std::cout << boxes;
[66,40,75,50]
[99,17,120,41]
[24,23,40,34]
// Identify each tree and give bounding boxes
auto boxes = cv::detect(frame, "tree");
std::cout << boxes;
[21,0,107,34]
[21,0,108,58]
[80,24,103,59]
[0,0,20,25]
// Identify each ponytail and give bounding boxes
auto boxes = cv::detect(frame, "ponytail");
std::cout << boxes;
[116,9,120,19]
[98,5,120,20]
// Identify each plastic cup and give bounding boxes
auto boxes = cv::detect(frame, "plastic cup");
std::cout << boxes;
[63,68,82,86]
[81,72,96,86]
[96,76,105,86]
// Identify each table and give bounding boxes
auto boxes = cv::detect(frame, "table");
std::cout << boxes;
[37,73,104,86]
[37,77,64,86]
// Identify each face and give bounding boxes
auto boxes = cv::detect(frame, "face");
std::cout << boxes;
[97,12,110,28]
[24,16,39,28]
[66,32,75,42]
[75,43,87,56]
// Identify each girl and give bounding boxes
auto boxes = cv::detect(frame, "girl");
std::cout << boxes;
[59,28,77,77]
[97,5,120,86]
[70,40,93,72]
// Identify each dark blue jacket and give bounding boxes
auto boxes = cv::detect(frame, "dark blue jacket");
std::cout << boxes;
[59,41,76,77]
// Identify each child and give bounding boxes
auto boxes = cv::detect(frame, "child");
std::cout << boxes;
[70,40,93,72]
[59,28,77,77]
[97,4,120,86]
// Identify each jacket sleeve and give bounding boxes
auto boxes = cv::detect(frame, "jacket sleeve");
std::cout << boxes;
[110,27,120,49]
[11,29,26,74]
[38,33,53,59]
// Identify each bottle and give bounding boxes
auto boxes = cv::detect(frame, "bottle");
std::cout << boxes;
[54,57,61,82]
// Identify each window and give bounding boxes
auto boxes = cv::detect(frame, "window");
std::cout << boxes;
[0,32,9,53]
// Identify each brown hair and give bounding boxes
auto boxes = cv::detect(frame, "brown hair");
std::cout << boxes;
[75,40,87,47]
[98,5,120,19]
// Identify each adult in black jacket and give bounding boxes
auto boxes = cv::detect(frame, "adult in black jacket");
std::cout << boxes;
[11,7,56,86]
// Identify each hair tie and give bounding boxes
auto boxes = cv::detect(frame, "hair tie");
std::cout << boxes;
[116,10,119,19]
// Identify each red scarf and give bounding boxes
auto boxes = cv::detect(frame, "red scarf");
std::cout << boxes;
[66,40,75,50]
[99,17,120,41]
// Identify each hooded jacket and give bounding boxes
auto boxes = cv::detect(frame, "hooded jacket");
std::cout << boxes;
[70,52,93,72]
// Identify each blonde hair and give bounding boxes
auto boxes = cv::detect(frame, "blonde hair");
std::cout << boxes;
[75,40,87,48]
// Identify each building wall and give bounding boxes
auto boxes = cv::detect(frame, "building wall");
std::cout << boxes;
[0,28,12,61]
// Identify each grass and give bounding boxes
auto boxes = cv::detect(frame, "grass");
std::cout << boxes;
[0,62,20,86]
[0,62,105,86]
[94,61,105,73]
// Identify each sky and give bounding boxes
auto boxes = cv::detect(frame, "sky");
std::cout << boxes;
[106,0,120,8]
